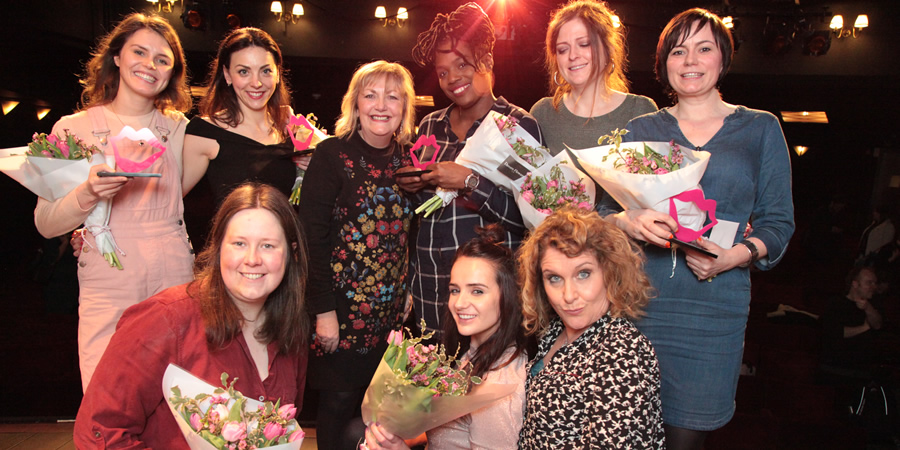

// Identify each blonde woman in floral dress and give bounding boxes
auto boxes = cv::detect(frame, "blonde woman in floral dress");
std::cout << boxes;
[297,60,417,450]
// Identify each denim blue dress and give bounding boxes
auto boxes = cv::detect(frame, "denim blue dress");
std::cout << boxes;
[610,106,795,430]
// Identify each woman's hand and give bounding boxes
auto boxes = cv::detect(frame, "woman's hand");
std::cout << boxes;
[315,311,340,353]
[684,237,746,281]
[363,423,409,450]
[394,167,427,193]
[293,153,312,171]
[75,164,129,210]
[421,162,470,190]
[609,209,678,248]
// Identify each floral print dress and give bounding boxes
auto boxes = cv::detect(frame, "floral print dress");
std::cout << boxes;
[298,132,414,390]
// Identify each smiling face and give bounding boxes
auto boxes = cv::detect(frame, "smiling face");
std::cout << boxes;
[665,22,723,100]
[449,256,503,347]
[223,46,279,114]
[540,247,609,337]
[356,75,403,148]
[434,39,493,110]
[220,208,288,311]
[555,18,604,91]
[114,28,175,101]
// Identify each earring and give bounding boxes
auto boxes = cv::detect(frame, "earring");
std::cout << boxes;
[553,71,565,86]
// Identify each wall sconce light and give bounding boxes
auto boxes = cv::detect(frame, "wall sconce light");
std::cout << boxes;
[830,14,868,38]
[2,101,18,115]
[147,0,177,13]
[37,108,51,121]
[271,2,303,24]
[375,6,408,27]
[793,145,808,156]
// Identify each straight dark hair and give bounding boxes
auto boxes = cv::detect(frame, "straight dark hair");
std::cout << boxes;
[198,27,292,140]
[441,224,527,379]
[193,182,309,354]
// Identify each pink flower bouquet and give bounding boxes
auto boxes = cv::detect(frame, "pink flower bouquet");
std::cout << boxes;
[415,111,552,217]
[360,321,517,440]
[163,364,304,450]
[286,113,329,205]
[515,154,595,229]
[566,129,715,242]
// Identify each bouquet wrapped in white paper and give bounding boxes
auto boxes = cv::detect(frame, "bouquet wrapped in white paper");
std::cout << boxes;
[163,364,304,450]
[286,113,329,205]
[514,153,595,229]
[416,112,551,217]
[566,130,716,242]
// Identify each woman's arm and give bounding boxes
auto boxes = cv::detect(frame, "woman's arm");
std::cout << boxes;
[182,118,221,195]
[296,140,343,351]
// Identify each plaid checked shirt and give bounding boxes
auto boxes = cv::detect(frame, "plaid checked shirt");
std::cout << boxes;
[409,96,544,336]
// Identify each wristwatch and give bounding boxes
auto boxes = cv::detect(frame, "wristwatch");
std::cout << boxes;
[464,171,480,192]
[738,239,759,268]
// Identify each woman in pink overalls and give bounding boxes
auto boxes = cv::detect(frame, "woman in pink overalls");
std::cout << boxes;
[33,13,194,392]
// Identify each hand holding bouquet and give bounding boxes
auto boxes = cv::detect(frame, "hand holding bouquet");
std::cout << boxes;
[566,129,715,242]
[415,112,551,217]
[360,321,516,440]
[287,113,329,205]
[164,364,304,449]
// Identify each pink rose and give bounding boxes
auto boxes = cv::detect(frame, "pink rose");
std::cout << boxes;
[58,140,70,158]
[47,134,58,145]
[263,421,285,440]
[190,413,202,431]
[221,421,247,442]
[278,404,297,421]
[288,428,306,442]
[547,180,558,189]
[521,190,534,203]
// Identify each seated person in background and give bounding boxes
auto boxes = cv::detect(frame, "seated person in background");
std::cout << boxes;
[821,266,884,372]
[74,183,310,448]
[363,224,529,449]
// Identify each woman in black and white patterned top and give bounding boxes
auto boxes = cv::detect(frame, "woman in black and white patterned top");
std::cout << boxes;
[517,206,665,448]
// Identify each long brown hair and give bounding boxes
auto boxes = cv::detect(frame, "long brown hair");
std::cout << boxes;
[80,13,190,113]
[441,224,527,379]
[519,206,652,336]
[198,27,292,140]
[543,0,630,110]
[193,183,309,353]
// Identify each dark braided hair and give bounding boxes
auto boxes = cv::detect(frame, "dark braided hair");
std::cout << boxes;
[412,2,495,70]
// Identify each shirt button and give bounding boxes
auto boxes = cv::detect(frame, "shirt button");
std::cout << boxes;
[259,396,265,401]
[94,431,101,438]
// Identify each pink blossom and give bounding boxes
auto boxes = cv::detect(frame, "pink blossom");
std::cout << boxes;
[47,134,58,145]
[288,428,306,442]
[213,404,230,420]
[654,168,669,175]
[221,421,247,442]
[210,395,229,404]
[538,208,553,215]
[278,404,297,421]
[32,132,39,140]
[387,330,403,346]
[522,190,534,203]
[547,180,558,189]
[41,150,52,157]
[58,140,70,158]
[190,413,202,431]
[650,161,658,170]
[263,421,285,440]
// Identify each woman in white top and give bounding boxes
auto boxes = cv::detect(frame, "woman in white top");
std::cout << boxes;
[364,224,529,449]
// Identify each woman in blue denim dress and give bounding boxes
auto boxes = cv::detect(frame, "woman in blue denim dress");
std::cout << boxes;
[600,9,794,449]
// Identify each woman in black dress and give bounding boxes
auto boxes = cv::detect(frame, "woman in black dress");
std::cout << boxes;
[297,60,417,450]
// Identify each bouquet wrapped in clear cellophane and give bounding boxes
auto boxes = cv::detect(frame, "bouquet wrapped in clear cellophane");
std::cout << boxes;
[360,321,516,440]
[566,129,716,242]
[415,112,552,217]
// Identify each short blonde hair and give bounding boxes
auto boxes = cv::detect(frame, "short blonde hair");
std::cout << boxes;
[334,60,416,146]
[518,206,653,336]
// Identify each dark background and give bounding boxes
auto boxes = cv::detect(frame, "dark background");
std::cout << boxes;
[0,0,898,421]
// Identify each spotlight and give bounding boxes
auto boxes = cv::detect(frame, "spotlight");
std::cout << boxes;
[181,1,205,31]
[762,17,794,55]
[802,30,831,56]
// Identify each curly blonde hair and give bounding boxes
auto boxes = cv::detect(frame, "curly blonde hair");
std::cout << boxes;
[518,206,652,336]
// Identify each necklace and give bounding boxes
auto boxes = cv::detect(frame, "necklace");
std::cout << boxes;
[107,105,155,130]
